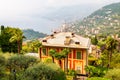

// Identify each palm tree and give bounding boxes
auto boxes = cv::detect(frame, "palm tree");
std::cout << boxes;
[28,40,42,52]
[9,28,24,54]
[106,36,117,68]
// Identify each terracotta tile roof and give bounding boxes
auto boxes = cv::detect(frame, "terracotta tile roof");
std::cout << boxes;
[41,32,90,49]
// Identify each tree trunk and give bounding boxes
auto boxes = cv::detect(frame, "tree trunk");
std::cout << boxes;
[59,60,62,68]
[107,54,110,68]
[52,56,54,63]
[17,40,20,54]
[39,48,42,60]
[32,47,35,52]
[109,50,112,67]
[64,55,68,74]
[108,50,112,68]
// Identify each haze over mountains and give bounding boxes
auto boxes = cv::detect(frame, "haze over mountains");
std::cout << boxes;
[1,4,99,34]
[23,1,120,34]
[23,2,120,40]
[29,3,115,34]
[1,0,120,34]
[43,5,99,21]
[22,4,98,40]
[27,4,101,34]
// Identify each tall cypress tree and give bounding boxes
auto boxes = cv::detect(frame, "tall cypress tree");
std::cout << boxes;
[0,25,4,48]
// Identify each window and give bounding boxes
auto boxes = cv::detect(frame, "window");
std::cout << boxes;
[68,50,72,58]
[76,51,82,59]
[76,66,81,73]
[42,48,46,55]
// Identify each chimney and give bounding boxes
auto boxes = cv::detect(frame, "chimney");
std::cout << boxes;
[54,31,57,34]
[64,36,71,45]
[50,34,54,39]
[71,33,75,37]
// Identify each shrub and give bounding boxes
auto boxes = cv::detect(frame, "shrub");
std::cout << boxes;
[85,65,108,77]
[2,52,15,59]
[68,69,76,76]
[111,53,120,68]
[21,63,66,80]
[87,77,110,80]
[6,55,38,80]
[0,55,6,79]
[43,58,53,63]
[7,55,38,71]
[104,68,120,80]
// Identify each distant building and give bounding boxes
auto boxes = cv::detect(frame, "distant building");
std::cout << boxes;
[39,32,90,74]
[91,28,100,34]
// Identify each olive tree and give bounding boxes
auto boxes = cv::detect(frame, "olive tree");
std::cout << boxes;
[0,55,6,79]
[21,63,66,80]
[6,55,38,80]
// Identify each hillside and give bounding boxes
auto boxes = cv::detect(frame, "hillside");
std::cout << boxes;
[67,2,120,36]
[23,29,47,40]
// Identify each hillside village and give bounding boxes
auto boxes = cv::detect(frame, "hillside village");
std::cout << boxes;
[66,2,120,37]
[0,2,120,80]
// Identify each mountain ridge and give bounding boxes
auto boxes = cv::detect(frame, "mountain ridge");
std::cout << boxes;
[23,29,47,41]
[66,2,120,36]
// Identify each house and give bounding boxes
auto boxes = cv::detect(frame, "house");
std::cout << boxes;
[89,45,101,59]
[38,32,90,74]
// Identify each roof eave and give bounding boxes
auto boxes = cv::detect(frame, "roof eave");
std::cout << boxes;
[42,44,88,49]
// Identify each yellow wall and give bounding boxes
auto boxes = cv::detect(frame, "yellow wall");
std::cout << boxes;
[39,47,88,74]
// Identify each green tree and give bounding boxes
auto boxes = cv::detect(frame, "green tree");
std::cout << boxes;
[91,36,98,45]
[1,27,16,52]
[49,48,70,73]
[27,40,42,52]
[110,53,120,68]
[85,65,108,77]
[61,48,70,74]
[0,27,23,53]
[105,36,117,67]
[104,68,120,80]
[0,55,6,79]
[7,55,38,72]
[20,63,66,80]
[87,77,110,80]
[49,49,56,63]
[0,25,4,48]
[6,55,38,80]
[0,25,4,35]
[9,28,24,54]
